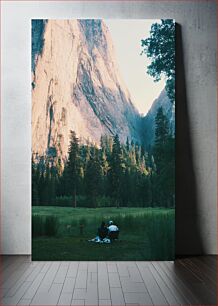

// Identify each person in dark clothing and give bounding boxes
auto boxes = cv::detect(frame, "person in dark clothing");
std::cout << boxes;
[97,221,108,240]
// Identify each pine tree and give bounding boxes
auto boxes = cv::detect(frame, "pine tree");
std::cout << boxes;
[155,107,169,145]
[67,131,80,208]
[130,145,137,167]
[44,161,51,205]
[108,136,113,154]
[49,163,57,205]
[32,157,39,206]
[85,148,102,207]
[135,144,140,166]
[38,171,44,204]
[108,134,123,207]
[153,107,175,207]
[101,148,109,176]
[154,107,169,172]
[126,137,130,152]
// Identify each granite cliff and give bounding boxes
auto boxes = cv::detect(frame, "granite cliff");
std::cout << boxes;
[32,19,141,159]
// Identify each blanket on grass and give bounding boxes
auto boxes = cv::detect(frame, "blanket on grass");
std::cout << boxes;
[88,236,111,243]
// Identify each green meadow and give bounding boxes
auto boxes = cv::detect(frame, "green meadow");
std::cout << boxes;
[32,206,175,261]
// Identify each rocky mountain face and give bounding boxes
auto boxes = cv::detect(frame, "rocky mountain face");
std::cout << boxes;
[142,90,175,148]
[32,19,141,160]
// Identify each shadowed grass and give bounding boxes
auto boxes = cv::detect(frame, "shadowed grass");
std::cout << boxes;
[32,215,59,237]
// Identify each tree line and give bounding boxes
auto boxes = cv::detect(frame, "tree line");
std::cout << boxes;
[32,107,175,208]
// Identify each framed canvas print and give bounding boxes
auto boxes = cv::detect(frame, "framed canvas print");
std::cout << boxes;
[31,19,175,260]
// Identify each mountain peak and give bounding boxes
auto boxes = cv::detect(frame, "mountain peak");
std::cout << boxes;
[142,89,175,148]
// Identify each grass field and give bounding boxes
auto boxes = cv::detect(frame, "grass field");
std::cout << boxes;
[32,206,175,260]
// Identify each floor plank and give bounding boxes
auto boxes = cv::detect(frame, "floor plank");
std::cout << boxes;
[2,261,37,294]
[62,277,76,293]
[2,281,32,305]
[4,261,45,298]
[175,258,217,304]
[146,262,180,305]
[182,257,217,287]
[0,255,216,306]
[110,287,125,305]
[35,261,61,293]
[136,263,169,305]
[57,292,73,305]
[153,261,190,304]
[161,261,201,304]
[31,283,63,305]
[98,262,111,300]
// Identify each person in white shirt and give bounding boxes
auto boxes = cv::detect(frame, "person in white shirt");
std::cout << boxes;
[107,221,119,240]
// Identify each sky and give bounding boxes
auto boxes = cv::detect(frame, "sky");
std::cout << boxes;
[105,20,165,115]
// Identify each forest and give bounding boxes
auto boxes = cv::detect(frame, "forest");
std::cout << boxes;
[32,106,175,209]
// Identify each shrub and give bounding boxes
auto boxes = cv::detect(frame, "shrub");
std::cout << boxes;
[96,196,113,207]
[145,210,175,260]
[32,214,45,237]
[44,215,59,236]
[56,196,73,207]
[56,195,115,208]
[32,214,59,237]
[56,196,87,207]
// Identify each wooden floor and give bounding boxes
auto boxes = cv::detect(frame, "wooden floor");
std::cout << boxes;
[0,256,217,305]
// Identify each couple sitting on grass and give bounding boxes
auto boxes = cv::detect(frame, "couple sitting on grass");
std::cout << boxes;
[89,220,119,244]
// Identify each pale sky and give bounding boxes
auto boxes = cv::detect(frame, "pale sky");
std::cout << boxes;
[105,20,165,115]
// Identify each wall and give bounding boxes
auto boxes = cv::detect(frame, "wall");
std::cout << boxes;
[1,1,217,255]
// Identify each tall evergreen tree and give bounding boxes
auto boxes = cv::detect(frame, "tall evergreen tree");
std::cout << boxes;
[32,158,39,206]
[108,134,123,207]
[153,107,175,207]
[43,161,51,205]
[85,149,102,207]
[154,107,169,172]
[49,163,57,205]
[67,131,80,207]
[126,137,130,152]
[155,107,169,145]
